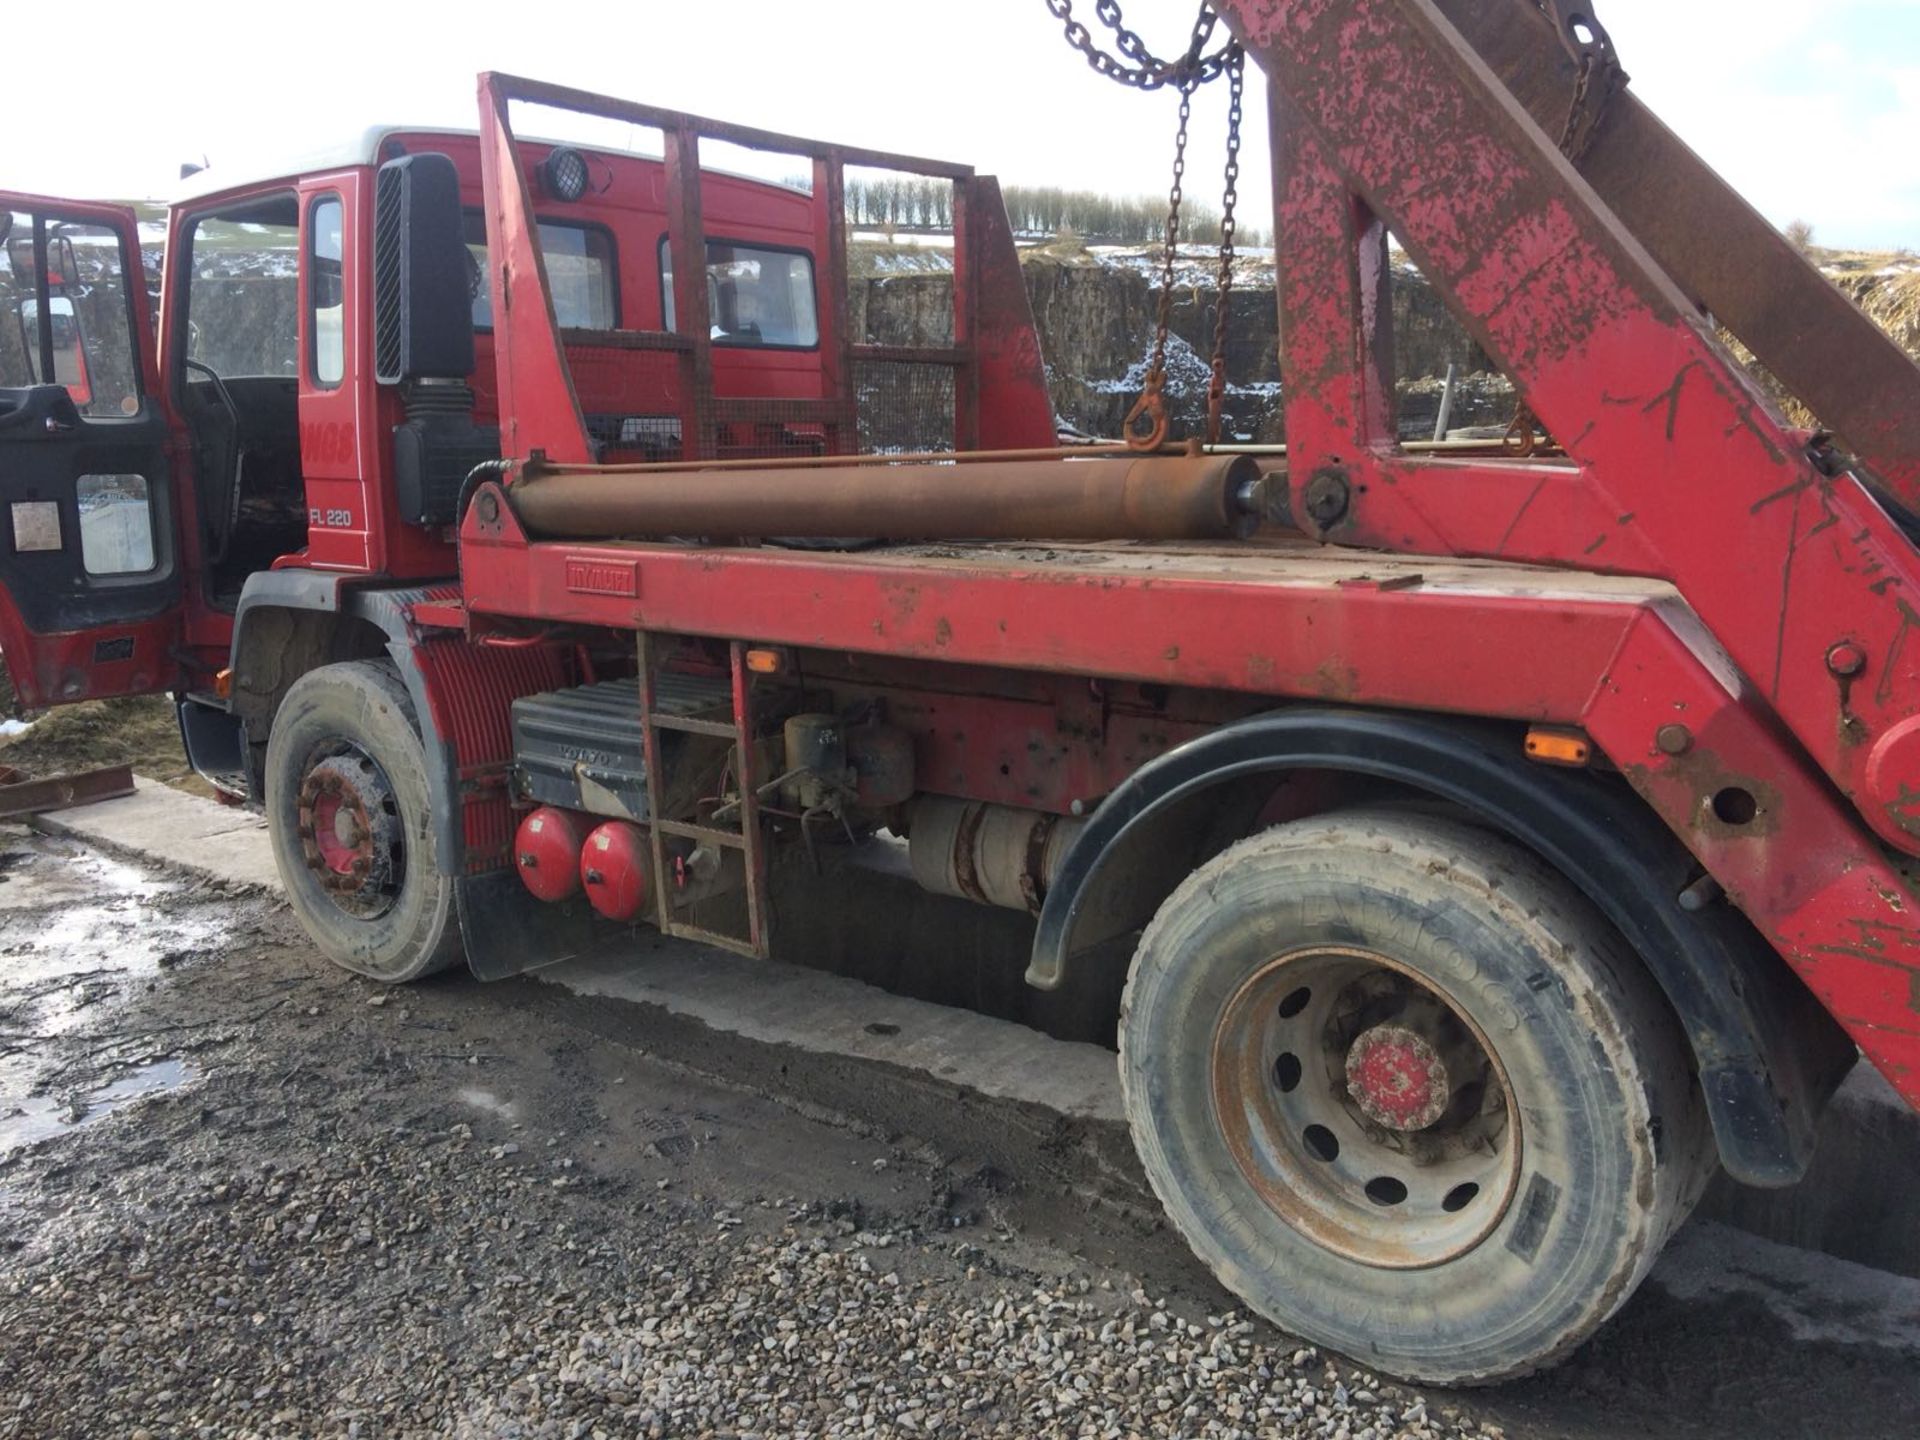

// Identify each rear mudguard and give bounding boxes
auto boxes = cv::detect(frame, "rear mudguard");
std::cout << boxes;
[1032,708,1855,1188]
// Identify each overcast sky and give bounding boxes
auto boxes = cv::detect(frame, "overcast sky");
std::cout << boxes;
[7,0,1919,249]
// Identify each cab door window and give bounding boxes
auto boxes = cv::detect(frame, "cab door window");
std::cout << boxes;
[182,199,300,377]
[0,211,143,417]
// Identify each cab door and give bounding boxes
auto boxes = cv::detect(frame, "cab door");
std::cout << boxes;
[0,195,185,709]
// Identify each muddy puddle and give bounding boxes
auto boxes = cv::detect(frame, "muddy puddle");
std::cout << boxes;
[0,1057,199,1152]
[0,830,228,1157]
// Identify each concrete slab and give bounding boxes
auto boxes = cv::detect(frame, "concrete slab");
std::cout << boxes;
[24,776,1920,1276]
[545,937,1125,1123]
[29,777,282,893]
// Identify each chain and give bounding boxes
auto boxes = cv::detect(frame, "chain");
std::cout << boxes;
[1506,1,1628,456]
[1205,44,1245,447]
[1125,69,1199,450]
[1545,0,1626,164]
[1043,0,1238,91]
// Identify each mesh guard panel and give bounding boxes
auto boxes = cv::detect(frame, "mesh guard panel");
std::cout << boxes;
[855,360,957,455]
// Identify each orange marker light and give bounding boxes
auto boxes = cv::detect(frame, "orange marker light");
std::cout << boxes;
[1524,727,1592,767]
[214,667,233,699]
[744,648,784,674]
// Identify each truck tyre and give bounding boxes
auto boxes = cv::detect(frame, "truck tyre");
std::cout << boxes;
[265,660,463,984]
[1119,808,1713,1385]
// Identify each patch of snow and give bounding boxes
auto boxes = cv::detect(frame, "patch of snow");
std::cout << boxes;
[1084,331,1214,396]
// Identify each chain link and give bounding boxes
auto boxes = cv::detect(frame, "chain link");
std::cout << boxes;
[1043,2,1245,449]
[1043,0,1238,91]
[1124,68,1200,450]
[1205,44,1245,446]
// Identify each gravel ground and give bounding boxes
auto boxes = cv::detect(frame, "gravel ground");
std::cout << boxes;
[4,1121,1487,1439]
[1,827,1917,1439]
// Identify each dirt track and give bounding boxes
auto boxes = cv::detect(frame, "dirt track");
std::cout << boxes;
[1,826,1916,1438]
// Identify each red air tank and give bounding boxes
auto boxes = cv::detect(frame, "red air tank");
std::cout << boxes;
[514,806,589,902]
[580,820,651,922]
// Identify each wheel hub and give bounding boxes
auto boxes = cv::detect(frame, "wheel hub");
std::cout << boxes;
[1210,946,1522,1270]
[296,750,403,920]
[1344,1024,1449,1131]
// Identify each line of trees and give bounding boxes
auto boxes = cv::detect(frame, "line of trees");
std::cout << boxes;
[843,176,1263,247]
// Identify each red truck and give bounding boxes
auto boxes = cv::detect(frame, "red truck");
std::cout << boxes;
[2,0,1917,1384]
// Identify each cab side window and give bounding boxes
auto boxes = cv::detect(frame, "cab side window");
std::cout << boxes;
[0,210,143,418]
[309,196,345,387]
[660,239,818,348]
[462,214,617,331]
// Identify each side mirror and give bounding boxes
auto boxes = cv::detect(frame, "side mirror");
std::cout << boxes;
[372,153,475,385]
[15,295,93,405]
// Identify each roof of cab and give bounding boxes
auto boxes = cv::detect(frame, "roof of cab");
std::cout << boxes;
[170,125,809,207]
[172,126,483,203]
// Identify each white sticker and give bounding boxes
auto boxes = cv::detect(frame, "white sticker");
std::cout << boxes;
[11,501,61,553]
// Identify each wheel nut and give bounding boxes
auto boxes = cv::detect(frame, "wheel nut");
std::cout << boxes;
[1345,1024,1450,1131]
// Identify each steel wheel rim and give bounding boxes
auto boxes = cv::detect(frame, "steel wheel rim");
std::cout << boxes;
[1209,945,1523,1271]
[295,745,405,921]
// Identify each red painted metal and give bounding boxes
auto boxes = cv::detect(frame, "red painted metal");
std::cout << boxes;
[581,819,650,921]
[515,805,589,902]
[1219,0,1920,863]
[0,592,179,711]
[461,490,1651,722]
[407,636,569,874]
[0,192,201,704]
[309,789,358,874]
[1345,1027,1447,1132]
[473,72,1053,469]
[967,176,1063,450]
[1189,0,1920,1099]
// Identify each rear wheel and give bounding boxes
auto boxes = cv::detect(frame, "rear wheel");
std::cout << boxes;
[1120,808,1713,1384]
[265,660,462,983]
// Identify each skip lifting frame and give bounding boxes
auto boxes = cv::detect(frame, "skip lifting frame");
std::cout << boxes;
[1191,0,1920,1100]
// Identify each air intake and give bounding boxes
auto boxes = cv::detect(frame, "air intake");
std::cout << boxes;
[372,153,476,385]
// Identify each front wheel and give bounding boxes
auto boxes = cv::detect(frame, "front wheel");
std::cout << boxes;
[265,659,463,983]
[1120,808,1713,1385]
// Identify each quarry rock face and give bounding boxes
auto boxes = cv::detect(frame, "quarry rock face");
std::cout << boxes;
[854,245,1514,443]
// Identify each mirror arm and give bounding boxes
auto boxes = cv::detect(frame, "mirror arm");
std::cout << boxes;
[29,217,54,385]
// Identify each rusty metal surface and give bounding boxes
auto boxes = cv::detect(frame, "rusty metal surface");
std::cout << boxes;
[535,443,1139,478]
[1436,0,1920,512]
[1210,946,1522,1270]
[0,764,135,819]
[1220,0,1920,853]
[1201,0,1920,1108]
[963,177,1060,451]
[906,796,1085,913]
[505,454,1262,543]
